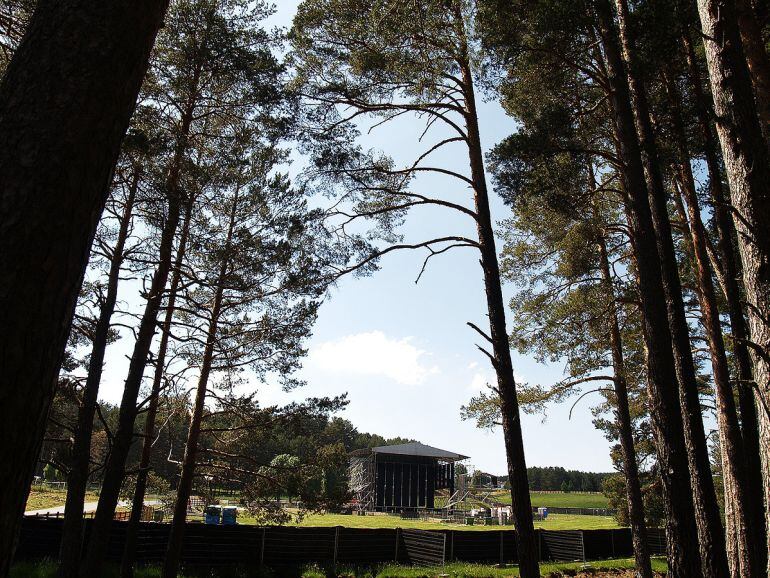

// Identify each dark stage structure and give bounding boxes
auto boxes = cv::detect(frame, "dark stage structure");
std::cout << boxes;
[349,442,468,512]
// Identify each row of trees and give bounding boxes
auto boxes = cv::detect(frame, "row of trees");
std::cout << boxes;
[522,468,609,492]
[1,1,770,578]
[3,1,360,577]
[291,0,770,576]
[463,1,770,576]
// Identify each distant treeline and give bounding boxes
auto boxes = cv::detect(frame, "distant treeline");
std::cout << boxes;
[500,467,611,492]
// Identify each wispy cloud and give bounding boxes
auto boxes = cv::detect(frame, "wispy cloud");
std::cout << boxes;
[468,372,493,393]
[309,331,439,385]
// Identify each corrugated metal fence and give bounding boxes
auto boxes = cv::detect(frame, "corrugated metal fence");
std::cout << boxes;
[15,517,666,568]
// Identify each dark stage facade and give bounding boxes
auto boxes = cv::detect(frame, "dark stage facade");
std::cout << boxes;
[349,441,468,512]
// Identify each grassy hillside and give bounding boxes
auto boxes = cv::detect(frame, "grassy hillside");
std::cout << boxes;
[24,486,100,511]
[491,491,610,509]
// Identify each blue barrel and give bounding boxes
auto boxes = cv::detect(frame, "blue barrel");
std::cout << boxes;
[204,505,221,525]
[221,506,237,525]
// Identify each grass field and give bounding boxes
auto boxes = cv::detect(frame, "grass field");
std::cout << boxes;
[24,487,100,512]
[491,491,610,509]
[10,559,668,577]
[242,512,620,531]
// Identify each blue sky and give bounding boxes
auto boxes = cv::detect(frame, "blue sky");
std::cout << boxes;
[92,0,617,475]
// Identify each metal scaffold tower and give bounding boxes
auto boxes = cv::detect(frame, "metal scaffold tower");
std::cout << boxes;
[444,464,499,510]
[349,453,375,512]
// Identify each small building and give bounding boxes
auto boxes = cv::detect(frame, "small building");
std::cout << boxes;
[349,441,468,512]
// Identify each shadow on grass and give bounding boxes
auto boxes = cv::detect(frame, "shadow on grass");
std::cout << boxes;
[10,558,667,577]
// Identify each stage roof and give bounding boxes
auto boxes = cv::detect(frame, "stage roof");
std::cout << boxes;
[363,441,469,461]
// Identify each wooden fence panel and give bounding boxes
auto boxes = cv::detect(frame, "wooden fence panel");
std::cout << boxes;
[646,527,666,556]
[262,526,335,565]
[400,529,445,566]
[539,529,584,562]
[336,528,397,563]
[15,517,665,568]
[446,530,501,562]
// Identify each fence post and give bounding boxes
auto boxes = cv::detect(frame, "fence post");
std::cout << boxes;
[610,529,615,558]
[442,532,447,566]
[499,530,504,565]
[449,530,454,561]
[260,527,266,566]
[333,526,340,567]
[580,530,586,562]
[394,527,400,562]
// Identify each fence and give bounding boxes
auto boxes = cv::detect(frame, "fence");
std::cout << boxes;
[15,517,667,568]
[532,506,617,517]
[32,508,150,522]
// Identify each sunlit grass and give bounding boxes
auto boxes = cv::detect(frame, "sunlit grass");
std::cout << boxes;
[235,512,620,531]
[490,491,610,509]
[24,487,100,512]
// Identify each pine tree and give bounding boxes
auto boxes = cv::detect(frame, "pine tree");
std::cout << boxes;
[697,1,770,571]
[0,0,168,571]
[161,133,327,577]
[291,1,540,572]
[80,0,286,573]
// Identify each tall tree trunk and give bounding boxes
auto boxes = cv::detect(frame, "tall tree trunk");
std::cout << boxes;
[736,0,770,136]
[594,2,704,575]
[58,166,140,578]
[120,196,194,578]
[161,189,238,578]
[682,31,768,572]
[664,69,755,577]
[80,112,195,578]
[697,2,770,573]
[612,4,729,575]
[0,0,167,572]
[80,182,181,578]
[596,222,653,578]
[80,21,212,569]
[453,8,538,576]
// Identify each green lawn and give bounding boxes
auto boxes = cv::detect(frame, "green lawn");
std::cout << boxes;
[376,559,667,576]
[490,491,610,509]
[11,559,668,578]
[24,487,100,512]
[237,512,620,531]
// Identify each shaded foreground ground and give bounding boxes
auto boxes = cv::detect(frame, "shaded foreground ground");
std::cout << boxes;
[10,559,668,577]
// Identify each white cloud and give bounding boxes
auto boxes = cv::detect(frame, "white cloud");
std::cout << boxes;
[468,372,493,393]
[309,331,439,385]
[467,371,527,393]
[467,361,479,370]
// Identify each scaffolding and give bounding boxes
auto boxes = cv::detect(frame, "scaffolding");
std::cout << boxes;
[444,464,500,510]
[348,453,375,512]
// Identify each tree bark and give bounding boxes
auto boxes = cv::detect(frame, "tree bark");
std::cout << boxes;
[161,189,238,578]
[664,69,755,577]
[454,8,538,576]
[682,31,768,573]
[612,3,729,575]
[594,2,704,575]
[58,166,140,578]
[697,2,770,573]
[120,196,193,578]
[735,0,770,137]
[0,0,167,572]
[597,225,653,578]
